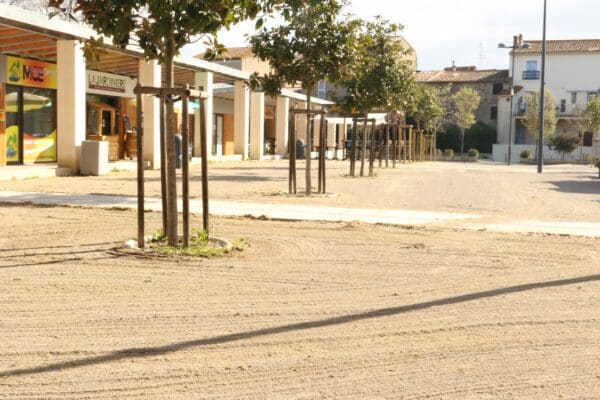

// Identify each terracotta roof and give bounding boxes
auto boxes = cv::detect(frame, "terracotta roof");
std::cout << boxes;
[513,39,600,54]
[416,69,509,83]
[196,47,255,61]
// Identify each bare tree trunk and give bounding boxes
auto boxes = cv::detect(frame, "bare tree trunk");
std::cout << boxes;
[181,85,190,248]
[385,122,390,168]
[369,122,376,177]
[159,97,168,235]
[136,89,145,248]
[349,119,358,176]
[165,49,178,247]
[288,110,296,194]
[305,90,313,196]
[360,119,368,176]
[460,127,465,155]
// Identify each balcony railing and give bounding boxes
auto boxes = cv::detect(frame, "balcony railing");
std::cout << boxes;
[522,70,540,80]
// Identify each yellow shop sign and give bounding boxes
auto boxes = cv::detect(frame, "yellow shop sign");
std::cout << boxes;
[6,56,57,89]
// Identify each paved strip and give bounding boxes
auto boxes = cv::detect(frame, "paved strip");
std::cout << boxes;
[1,191,599,238]
[0,191,474,227]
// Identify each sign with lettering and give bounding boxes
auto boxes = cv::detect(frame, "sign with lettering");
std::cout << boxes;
[87,70,136,98]
[6,56,56,89]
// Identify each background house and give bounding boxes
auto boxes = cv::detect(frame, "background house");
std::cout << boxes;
[417,65,509,130]
[494,38,600,162]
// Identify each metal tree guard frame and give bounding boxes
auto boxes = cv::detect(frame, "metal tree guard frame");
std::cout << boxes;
[134,84,209,249]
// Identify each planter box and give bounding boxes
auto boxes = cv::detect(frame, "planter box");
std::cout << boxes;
[81,140,109,176]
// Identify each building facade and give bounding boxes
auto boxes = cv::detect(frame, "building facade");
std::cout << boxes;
[0,5,333,175]
[416,65,510,130]
[494,38,600,162]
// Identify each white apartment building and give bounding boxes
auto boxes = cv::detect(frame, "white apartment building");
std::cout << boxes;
[494,38,600,163]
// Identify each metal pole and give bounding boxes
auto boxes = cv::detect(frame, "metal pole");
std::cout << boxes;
[159,97,168,235]
[200,98,209,235]
[538,0,547,174]
[507,38,517,166]
[181,85,190,247]
[350,119,358,176]
[135,89,145,249]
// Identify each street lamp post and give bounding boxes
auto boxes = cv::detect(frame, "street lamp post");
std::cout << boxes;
[499,36,531,166]
[538,0,548,173]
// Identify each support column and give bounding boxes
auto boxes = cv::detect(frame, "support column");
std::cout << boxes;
[339,122,347,147]
[57,40,86,173]
[327,121,336,160]
[195,72,214,158]
[295,101,307,142]
[327,122,336,148]
[275,96,289,156]
[138,59,161,169]
[234,81,250,159]
[313,115,321,148]
[249,91,265,160]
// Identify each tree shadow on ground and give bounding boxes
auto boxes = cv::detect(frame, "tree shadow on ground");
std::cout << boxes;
[0,249,127,269]
[0,242,119,254]
[1,273,599,378]
[548,179,600,195]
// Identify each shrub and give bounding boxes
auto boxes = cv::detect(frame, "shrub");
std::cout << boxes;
[467,148,479,158]
[520,149,531,159]
[436,122,497,154]
[444,149,454,158]
[549,134,580,160]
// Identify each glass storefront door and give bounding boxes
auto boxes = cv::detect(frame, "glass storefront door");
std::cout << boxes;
[5,86,21,163]
[5,85,57,164]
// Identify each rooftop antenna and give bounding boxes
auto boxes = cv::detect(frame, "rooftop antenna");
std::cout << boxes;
[478,41,486,68]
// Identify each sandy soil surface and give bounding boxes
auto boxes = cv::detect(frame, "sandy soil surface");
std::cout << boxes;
[1,160,599,222]
[1,204,599,399]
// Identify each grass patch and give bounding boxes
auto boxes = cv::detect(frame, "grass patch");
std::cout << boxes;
[148,229,249,259]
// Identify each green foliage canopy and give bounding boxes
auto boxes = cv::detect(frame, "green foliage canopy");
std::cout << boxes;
[49,0,284,64]
[451,87,480,131]
[407,84,445,131]
[336,16,415,116]
[585,94,600,133]
[549,134,581,159]
[249,0,354,96]
[522,88,557,139]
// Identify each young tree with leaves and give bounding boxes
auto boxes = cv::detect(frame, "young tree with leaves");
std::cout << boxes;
[549,134,581,160]
[408,84,445,133]
[522,88,557,143]
[336,17,414,175]
[337,18,413,116]
[585,94,600,160]
[450,87,480,154]
[249,0,353,195]
[49,0,285,246]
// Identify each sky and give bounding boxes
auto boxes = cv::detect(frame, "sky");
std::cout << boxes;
[181,0,600,71]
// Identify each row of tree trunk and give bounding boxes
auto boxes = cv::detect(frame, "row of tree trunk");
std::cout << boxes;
[135,84,209,249]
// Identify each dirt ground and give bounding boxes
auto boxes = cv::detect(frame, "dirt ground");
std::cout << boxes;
[1,204,599,399]
[1,160,599,223]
